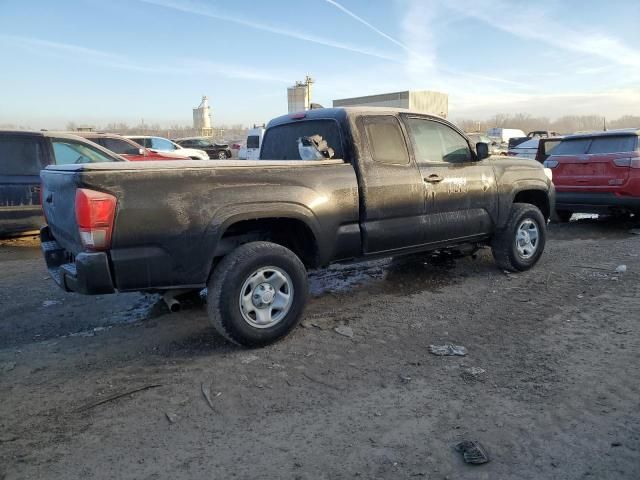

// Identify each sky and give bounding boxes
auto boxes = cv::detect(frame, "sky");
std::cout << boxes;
[0,0,639,128]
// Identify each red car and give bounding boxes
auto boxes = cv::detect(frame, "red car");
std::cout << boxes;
[74,133,188,161]
[544,129,640,221]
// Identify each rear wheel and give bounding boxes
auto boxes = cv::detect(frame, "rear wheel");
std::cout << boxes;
[217,151,228,160]
[207,242,308,347]
[491,203,546,272]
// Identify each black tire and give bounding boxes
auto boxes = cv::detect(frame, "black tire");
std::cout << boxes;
[554,209,573,223]
[207,241,308,347]
[491,203,546,272]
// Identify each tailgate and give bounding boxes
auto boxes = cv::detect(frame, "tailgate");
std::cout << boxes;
[552,153,630,190]
[40,169,84,254]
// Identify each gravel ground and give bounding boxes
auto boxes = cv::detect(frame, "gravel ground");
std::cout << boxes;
[1,217,639,479]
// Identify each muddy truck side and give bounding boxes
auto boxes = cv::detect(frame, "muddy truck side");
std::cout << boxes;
[40,107,555,346]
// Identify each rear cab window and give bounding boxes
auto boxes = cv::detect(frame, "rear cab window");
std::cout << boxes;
[0,135,45,175]
[260,120,343,160]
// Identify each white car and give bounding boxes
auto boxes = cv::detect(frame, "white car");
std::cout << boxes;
[246,126,265,160]
[126,136,209,160]
[507,138,539,159]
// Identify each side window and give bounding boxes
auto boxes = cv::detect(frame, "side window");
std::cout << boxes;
[406,118,444,163]
[407,118,471,164]
[102,138,138,155]
[151,138,175,150]
[439,125,472,163]
[130,138,149,148]
[587,136,637,154]
[179,140,193,147]
[362,116,409,165]
[0,136,44,175]
[52,140,117,165]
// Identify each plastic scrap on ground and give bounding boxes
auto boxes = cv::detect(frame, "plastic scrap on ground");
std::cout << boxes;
[429,344,467,356]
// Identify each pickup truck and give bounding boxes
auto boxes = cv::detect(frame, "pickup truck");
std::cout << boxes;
[40,107,555,347]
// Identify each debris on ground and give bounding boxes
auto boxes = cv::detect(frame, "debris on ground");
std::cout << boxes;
[455,440,490,465]
[399,375,412,384]
[165,412,178,423]
[239,354,259,364]
[334,325,354,338]
[429,344,467,356]
[42,300,61,307]
[615,265,627,274]
[201,382,217,411]
[76,384,162,412]
[461,366,486,379]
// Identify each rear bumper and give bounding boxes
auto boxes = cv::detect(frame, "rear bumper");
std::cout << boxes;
[556,191,640,212]
[40,226,115,295]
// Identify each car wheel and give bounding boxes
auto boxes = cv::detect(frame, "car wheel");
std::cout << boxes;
[491,203,546,272]
[554,210,573,223]
[217,151,228,159]
[207,241,308,347]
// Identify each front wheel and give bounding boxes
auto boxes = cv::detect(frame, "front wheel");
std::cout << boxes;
[207,242,308,347]
[491,203,546,272]
[217,151,228,159]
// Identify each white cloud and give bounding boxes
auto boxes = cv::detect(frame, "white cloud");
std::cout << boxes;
[442,0,640,69]
[0,34,293,83]
[137,0,401,63]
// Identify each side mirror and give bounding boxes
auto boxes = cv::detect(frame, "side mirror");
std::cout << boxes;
[476,142,490,160]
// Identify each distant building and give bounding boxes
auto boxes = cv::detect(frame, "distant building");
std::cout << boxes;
[287,76,314,113]
[193,96,213,137]
[76,126,94,132]
[333,90,448,118]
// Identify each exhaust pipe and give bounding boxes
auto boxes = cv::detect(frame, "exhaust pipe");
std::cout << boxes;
[163,291,182,313]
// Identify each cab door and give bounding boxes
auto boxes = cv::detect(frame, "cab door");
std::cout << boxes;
[402,116,497,243]
[356,115,426,253]
[0,134,47,236]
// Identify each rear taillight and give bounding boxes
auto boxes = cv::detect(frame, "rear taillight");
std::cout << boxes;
[613,157,632,167]
[75,188,116,251]
[544,160,558,168]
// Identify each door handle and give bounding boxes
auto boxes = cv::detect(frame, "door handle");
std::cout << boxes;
[424,174,444,183]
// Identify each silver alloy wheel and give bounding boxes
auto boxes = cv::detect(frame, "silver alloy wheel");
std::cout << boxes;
[515,218,539,259]
[239,266,294,328]
[218,151,227,159]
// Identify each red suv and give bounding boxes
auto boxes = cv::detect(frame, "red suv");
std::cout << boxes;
[544,129,640,221]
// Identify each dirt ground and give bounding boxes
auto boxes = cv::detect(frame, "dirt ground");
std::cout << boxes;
[1,218,639,480]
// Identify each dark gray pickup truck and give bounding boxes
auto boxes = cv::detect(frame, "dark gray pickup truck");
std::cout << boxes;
[41,107,555,346]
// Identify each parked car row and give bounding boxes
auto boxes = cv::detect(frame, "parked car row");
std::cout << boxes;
[0,130,229,237]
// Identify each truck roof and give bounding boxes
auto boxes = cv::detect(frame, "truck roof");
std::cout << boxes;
[267,107,445,129]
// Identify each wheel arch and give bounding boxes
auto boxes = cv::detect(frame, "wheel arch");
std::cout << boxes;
[206,206,322,277]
